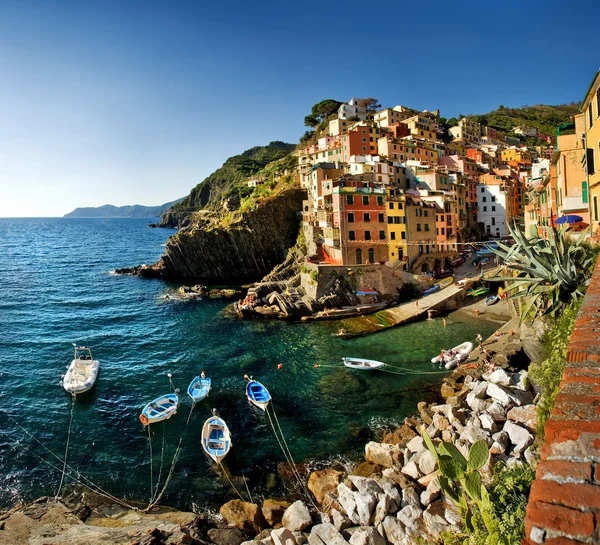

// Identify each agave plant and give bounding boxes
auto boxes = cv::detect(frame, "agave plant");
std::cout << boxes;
[488,223,595,321]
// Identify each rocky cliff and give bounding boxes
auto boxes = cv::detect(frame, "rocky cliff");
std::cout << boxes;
[123,188,305,283]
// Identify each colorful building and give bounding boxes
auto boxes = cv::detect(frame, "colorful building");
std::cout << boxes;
[581,70,600,235]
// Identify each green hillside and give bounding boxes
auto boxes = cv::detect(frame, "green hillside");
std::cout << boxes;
[160,141,296,227]
[472,103,580,137]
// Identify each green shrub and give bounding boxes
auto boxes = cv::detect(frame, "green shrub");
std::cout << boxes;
[440,461,535,545]
[530,298,582,434]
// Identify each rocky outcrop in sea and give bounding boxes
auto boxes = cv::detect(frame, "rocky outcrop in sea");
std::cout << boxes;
[117,188,305,283]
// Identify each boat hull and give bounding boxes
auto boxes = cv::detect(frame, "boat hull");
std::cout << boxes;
[431,342,474,369]
[246,380,271,411]
[485,295,499,306]
[140,393,179,425]
[63,359,100,395]
[343,357,385,370]
[188,376,211,402]
[201,416,232,463]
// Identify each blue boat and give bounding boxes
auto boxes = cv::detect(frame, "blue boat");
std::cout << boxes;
[188,375,211,402]
[246,379,271,411]
[422,285,440,296]
[139,393,179,426]
[201,414,232,463]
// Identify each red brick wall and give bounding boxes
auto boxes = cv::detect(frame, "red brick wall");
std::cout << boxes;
[523,257,600,544]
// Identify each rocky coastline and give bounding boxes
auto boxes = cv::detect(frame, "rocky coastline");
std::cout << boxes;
[1,308,541,545]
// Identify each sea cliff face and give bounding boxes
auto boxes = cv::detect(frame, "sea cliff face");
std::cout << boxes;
[124,188,305,283]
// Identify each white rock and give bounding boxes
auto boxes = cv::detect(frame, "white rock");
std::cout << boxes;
[373,494,392,526]
[331,509,352,532]
[348,527,385,545]
[420,477,440,506]
[530,526,546,543]
[282,501,312,532]
[308,523,349,545]
[524,446,538,466]
[503,421,534,453]
[379,479,401,511]
[355,492,377,526]
[486,383,512,405]
[511,371,529,391]
[381,516,406,545]
[401,486,421,508]
[400,460,422,480]
[466,382,488,409]
[487,369,512,386]
[479,413,497,432]
[444,505,461,526]
[406,436,425,453]
[415,449,437,476]
[422,501,448,537]
[348,476,383,496]
[396,504,422,529]
[507,405,538,430]
[447,407,467,424]
[487,402,507,422]
[460,425,490,445]
[337,483,359,524]
[272,528,298,545]
[468,398,489,414]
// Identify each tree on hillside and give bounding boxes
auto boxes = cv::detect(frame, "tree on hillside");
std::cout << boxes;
[304,99,343,127]
[357,97,381,114]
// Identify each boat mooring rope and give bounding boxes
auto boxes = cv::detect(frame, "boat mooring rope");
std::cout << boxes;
[0,415,137,511]
[265,404,318,510]
[151,421,166,503]
[232,448,254,503]
[217,460,246,501]
[144,401,195,512]
[147,424,154,502]
[56,395,75,499]
[313,363,450,375]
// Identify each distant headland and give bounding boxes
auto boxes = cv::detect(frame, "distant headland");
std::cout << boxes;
[64,198,182,219]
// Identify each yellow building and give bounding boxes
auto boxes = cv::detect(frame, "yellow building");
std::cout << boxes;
[501,148,532,164]
[386,189,408,264]
[581,70,600,235]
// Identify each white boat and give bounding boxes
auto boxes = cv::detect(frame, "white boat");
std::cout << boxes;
[139,393,179,425]
[201,412,232,463]
[431,342,474,370]
[343,357,385,371]
[62,344,100,395]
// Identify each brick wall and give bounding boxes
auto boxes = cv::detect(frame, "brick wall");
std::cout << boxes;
[523,258,600,544]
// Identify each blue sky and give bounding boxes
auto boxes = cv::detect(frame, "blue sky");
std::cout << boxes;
[1,0,599,217]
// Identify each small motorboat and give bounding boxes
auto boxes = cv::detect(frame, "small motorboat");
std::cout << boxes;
[201,412,232,463]
[62,344,100,396]
[188,374,211,402]
[485,295,499,306]
[343,357,385,371]
[422,284,440,296]
[139,393,179,425]
[246,379,271,411]
[451,257,465,268]
[431,342,474,370]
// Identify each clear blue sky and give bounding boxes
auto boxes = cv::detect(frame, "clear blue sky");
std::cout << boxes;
[1,0,599,217]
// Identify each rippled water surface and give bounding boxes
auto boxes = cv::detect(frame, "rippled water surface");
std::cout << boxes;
[0,218,496,509]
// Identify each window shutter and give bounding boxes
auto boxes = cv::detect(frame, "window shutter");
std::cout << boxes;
[587,148,596,176]
[582,181,589,204]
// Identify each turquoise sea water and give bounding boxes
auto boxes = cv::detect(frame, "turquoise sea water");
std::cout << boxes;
[0,218,496,510]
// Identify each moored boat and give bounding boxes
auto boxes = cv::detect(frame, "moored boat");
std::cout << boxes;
[343,357,385,370]
[245,379,271,410]
[139,393,179,425]
[431,341,474,370]
[422,276,454,296]
[201,412,232,463]
[62,344,100,395]
[188,374,211,402]
[485,295,499,306]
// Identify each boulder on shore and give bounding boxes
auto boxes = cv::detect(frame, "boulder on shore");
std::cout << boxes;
[261,499,291,528]
[308,470,344,505]
[220,500,267,533]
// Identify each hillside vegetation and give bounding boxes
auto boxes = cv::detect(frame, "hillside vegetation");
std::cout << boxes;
[472,103,580,137]
[161,141,296,227]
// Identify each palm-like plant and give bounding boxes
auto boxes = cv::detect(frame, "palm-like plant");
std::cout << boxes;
[489,224,595,321]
